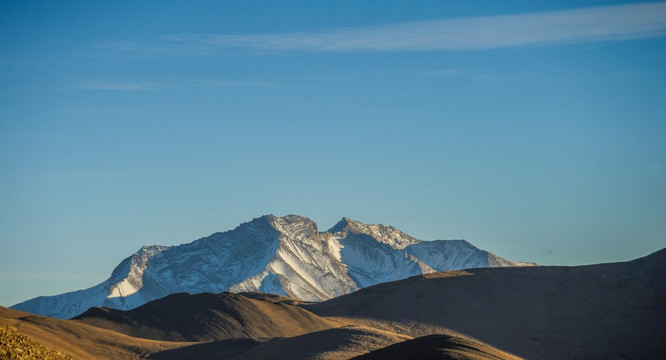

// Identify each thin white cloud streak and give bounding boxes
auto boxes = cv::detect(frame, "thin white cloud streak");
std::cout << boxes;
[81,79,284,91]
[407,66,636,87]
[83,40,218,57]
[83,81,160,91]
[170,3,666,52]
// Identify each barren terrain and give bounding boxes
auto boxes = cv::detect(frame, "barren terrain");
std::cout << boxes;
[2,248,664,359]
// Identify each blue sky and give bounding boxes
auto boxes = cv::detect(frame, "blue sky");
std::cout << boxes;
[1,1,665,307]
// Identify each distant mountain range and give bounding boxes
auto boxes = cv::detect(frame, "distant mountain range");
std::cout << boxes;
[4,248,663,359]
[12,214,534,319]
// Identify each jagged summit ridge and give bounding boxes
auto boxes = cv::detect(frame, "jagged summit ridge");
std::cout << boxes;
[12,214,535,319]
[329,217,419,249]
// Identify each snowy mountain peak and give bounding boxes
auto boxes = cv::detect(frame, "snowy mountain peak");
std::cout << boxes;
[329,217,418,249]
[327,217,353,233]
[268,214,319,238]
[12,214,535,319]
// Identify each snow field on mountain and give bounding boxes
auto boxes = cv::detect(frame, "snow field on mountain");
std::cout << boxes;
[12,214,534,318]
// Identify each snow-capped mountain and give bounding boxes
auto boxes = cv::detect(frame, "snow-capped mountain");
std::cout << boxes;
[12,215,534,319]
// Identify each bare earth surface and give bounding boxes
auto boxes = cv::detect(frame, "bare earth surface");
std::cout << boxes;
[0,321,72,360]
[308,248,666,359]
[350,334,522,360]
[73,291,338,342]
[0,307,189,359]
[1,248,664,359]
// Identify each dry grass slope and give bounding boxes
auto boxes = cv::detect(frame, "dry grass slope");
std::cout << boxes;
[0,307,190,360]
[228,325,412,360]
[2,248,663,360]
[308,248,666,359]
[74,292,339,342]
[0,322,72,360]
[350,334,522,360]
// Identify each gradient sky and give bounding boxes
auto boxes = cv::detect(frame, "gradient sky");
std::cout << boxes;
[1,1,665,307]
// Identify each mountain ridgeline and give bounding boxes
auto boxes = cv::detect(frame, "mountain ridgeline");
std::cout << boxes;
[12,215,534,319]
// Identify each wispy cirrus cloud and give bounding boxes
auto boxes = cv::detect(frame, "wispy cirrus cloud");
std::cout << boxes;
[167,2,666,52]
[83,80,161,91]
[81,79,284,91]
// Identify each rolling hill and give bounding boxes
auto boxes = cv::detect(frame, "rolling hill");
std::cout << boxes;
[12,214,532,319]
[307,248,666,359]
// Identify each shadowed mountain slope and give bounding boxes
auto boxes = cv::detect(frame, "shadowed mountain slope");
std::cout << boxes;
[308,248,666,360]
[3,249,662,359]
[12,214,533,319]
[146,338,263,360]
[0,306,187,360]
[350,334,522,360]
[149,326,411,360]
[74,291,338,342]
